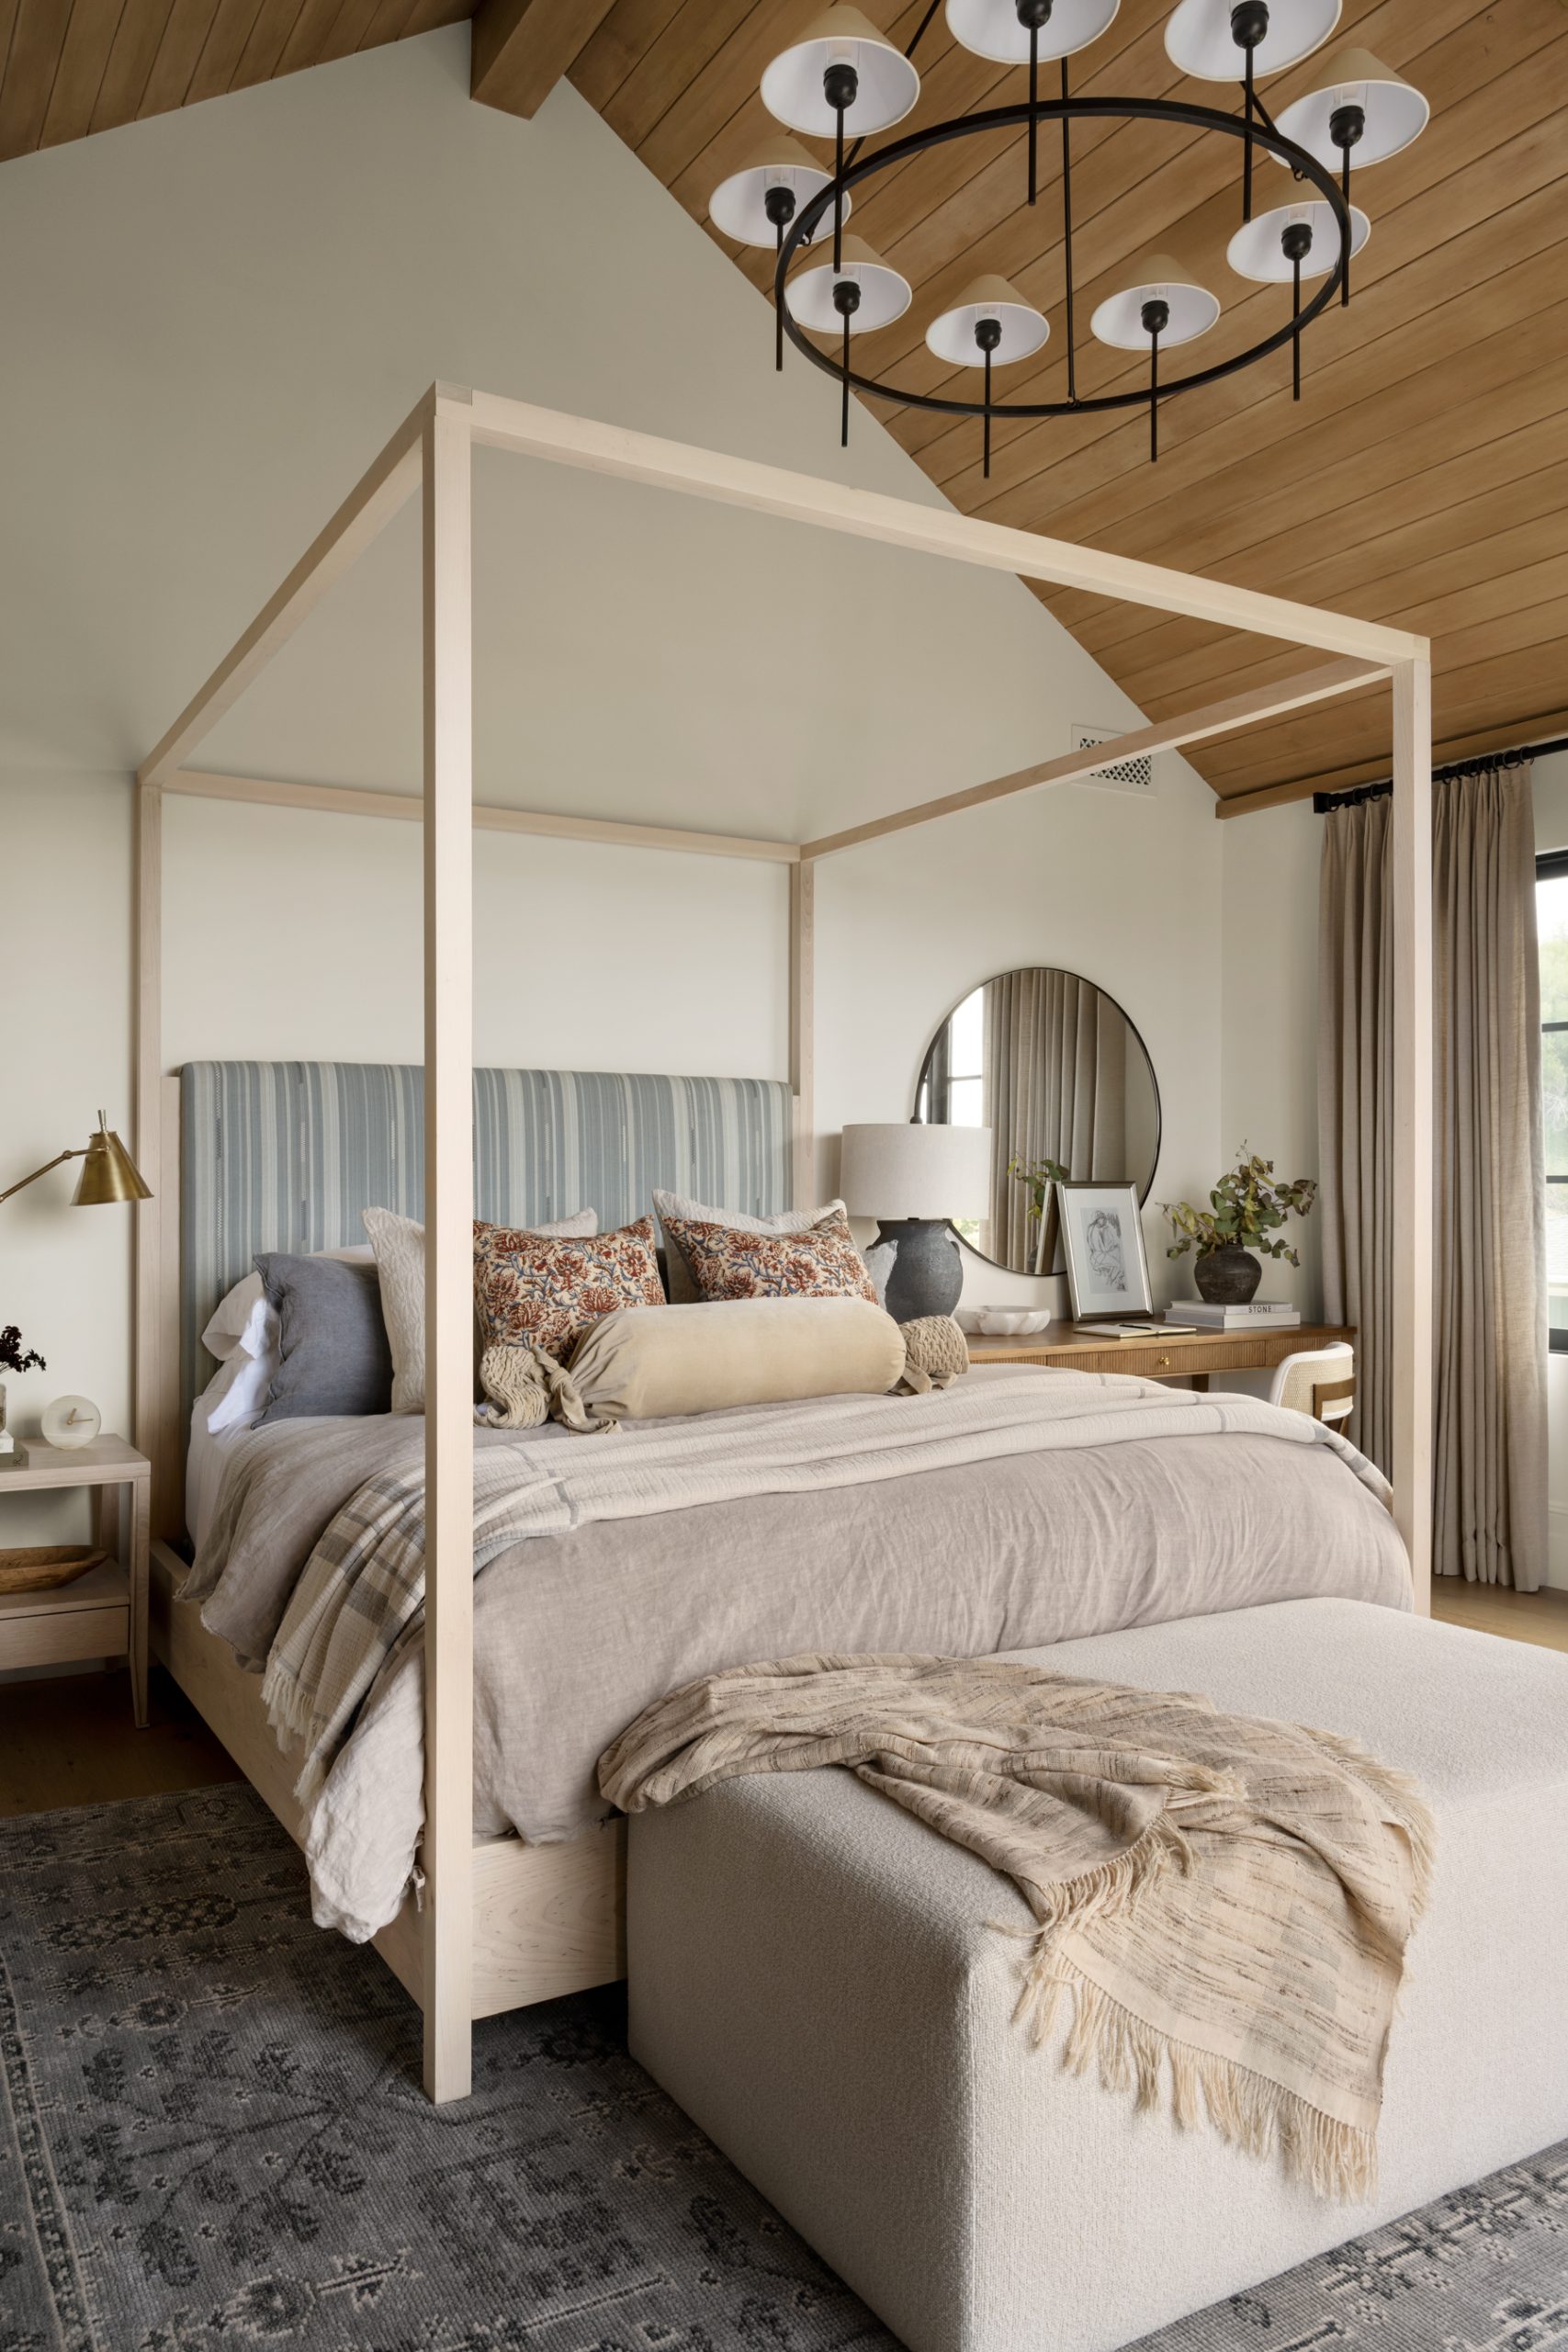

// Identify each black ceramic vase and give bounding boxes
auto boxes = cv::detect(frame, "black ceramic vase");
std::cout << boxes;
[1194,1243,1263,1305]
[871,1218,964,1324]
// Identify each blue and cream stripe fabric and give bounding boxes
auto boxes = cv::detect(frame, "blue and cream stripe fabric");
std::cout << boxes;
[180,1061,794,1420]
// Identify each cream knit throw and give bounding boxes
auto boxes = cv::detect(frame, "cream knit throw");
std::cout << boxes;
[600,1652,1435,2200]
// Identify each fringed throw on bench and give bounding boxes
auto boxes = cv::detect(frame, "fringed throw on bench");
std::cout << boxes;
[599,1652,1435,2200]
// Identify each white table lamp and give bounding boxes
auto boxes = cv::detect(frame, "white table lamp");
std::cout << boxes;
[840,1122,992,1322]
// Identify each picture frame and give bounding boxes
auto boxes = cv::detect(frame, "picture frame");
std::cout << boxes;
[1055,1180,1155,1322]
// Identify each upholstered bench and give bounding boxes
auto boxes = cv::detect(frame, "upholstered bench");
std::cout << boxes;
[627,1598,1568,2352]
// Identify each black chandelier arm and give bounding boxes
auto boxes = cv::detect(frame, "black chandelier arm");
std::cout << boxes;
[773,96,1351,425]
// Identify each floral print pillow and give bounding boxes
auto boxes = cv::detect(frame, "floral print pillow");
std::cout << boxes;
[659,1209,878,1306]
[473,1216,663,1365]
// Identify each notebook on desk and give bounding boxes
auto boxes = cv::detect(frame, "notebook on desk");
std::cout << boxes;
[1072,1320,1199,1339]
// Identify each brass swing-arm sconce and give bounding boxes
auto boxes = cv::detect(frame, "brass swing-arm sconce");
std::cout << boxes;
[0,1114,152,1209]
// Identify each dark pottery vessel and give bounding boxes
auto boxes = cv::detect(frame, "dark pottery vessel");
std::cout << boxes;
[870,1218,964,1323]
[1194,1244,1262,1305]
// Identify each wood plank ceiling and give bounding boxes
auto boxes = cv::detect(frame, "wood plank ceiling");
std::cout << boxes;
[571,0,1568,805]
[5,0,1565,802]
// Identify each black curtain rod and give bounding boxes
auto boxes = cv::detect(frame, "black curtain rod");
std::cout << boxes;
[1313,731,1568,814]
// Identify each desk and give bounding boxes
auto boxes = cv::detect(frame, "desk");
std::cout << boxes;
[966,1321,1353,1388]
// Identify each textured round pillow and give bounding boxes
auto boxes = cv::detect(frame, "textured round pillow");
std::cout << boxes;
[897,1315,970,1393]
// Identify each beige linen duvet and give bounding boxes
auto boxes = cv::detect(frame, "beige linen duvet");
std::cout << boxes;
[182,1366,1410,1939]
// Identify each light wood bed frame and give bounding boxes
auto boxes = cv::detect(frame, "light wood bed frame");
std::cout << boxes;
[133,382,1433,2107]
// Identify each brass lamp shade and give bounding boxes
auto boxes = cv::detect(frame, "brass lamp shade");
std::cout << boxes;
[73,1125,152,1206]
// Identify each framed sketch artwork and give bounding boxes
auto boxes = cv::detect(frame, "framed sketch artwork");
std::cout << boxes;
[1056,1181,1155,1321]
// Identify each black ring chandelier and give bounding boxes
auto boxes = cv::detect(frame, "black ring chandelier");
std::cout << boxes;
[709,3,1429,468]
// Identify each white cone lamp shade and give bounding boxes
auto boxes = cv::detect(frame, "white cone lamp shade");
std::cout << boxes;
[944,0,1120,65]
[1164,0,1339,81]
[710,139,852,246]
[1227,198,1367,281]
[840,1124,993,1221]
[761,6,921,135]
[1272,47,1428,167]
[785,234,913,333]
[926,274,1050,365]
[1090,252,1219,347]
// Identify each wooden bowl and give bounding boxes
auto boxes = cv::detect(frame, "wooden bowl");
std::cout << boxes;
[0,1545,107,1595]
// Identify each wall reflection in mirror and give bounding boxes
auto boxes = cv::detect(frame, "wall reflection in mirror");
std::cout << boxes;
[914,969,1160,1277]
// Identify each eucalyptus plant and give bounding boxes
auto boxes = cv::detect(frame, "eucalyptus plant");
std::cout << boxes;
[1161,1150,1317,1266]
[1009,1154,1068,1226]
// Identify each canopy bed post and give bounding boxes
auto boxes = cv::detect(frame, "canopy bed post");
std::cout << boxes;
[1391,657,1434,1614]
[791,856,816,1205]
[133,777,162,1500]
[422,401,476,2104]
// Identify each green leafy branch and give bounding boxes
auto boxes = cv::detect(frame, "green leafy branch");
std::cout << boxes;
[1008,1154,1069,1224]
[1159,1149,1317,1265]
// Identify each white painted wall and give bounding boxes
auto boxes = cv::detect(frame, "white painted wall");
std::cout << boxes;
[0,28,1224,1540]
[1220,799,1325,1314]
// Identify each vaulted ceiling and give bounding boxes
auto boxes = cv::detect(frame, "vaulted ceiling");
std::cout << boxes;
[5,0,1565,805]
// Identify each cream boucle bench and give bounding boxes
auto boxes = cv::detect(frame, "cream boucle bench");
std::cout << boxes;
[627,1598,1568,2352]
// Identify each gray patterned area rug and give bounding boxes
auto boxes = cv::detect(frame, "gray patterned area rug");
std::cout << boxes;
[2,1789,1564,2352]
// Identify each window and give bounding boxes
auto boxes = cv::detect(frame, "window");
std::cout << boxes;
[1538,850,1568,1350]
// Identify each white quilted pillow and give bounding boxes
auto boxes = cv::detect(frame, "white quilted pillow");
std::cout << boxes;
[363,1204,597,1413]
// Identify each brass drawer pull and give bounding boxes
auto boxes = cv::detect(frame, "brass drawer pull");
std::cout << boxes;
[1156,1353,1172,1370]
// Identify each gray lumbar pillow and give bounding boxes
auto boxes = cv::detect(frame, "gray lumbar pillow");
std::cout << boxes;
[254,1252,394,1422]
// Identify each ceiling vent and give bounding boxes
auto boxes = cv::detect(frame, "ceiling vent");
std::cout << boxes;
[1070,724,1156,796]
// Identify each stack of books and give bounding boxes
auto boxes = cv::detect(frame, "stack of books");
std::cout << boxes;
[1169,1299,1302,1330]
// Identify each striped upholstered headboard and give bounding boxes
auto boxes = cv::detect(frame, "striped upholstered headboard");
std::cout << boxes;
[179,1061,794,1419]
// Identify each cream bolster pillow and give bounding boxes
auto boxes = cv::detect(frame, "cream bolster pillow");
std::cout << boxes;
[564,1295,908,1423]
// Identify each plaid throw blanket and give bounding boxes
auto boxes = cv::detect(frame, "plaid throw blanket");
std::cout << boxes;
[258,1374,1393,1837]
[601,1653,1436,2200]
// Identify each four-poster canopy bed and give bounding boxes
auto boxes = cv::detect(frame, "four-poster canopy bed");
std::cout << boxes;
[130,381,1432,2103]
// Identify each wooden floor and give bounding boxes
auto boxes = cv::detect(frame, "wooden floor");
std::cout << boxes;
[1,1581,1562,1821]
[1430,1576,1568,1656]
[0,1663,243,1818]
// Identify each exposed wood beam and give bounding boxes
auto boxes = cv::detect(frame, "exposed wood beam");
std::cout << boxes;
[458,391,1427,667]
[165,769,800,864]
[137,390,432,786]
[799,659,1393,861]
[470,0,616,119]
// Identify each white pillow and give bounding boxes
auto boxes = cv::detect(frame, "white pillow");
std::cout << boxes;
[200,1344,276,1435]
[652,1191,850,1306]
[363,1205,598,1414]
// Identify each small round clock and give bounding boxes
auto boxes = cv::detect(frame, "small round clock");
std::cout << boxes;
[42,1395,101,1451]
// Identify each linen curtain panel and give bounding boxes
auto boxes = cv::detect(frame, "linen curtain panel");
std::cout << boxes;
[1318,763,1547,1588]
[983,972,1126,1272]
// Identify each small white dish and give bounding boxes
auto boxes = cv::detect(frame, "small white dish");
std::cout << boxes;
[957,1307,1054,1337]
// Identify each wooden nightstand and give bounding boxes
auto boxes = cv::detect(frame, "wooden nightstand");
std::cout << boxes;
[0,1436,150,1726]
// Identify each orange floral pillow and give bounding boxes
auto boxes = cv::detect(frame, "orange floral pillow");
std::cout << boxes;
[659,1209,878,1306]
[473,1216,663,1365]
